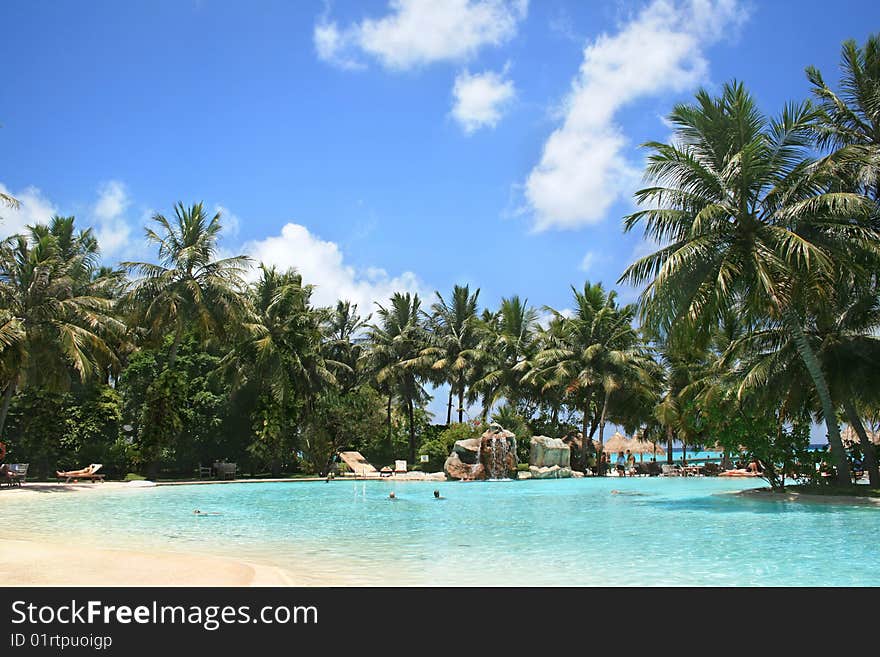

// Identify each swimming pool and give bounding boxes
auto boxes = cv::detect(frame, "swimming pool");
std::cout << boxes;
[3,477,878,585]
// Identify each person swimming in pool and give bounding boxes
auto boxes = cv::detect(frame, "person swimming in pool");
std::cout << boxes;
[389,492,397,500]
[193,509,222,516]
[433,490,445,500]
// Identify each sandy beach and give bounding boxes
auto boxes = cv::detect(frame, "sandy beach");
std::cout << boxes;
[0,538,295,586]
[0,481,301,586]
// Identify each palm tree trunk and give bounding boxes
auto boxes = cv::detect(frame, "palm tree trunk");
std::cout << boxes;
[780,305,851,485]
[0,379,17,438]
[407,396,416,465]
[446,388,453,426]
[386,394,393,447]
[843,399,879,487]
[597,392,609,452]
[581,390,593,466]
[458,388,465,424]
[167,325,185,370]
[666,425,673,464]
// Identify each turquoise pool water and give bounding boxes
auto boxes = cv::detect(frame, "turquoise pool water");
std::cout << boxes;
[3,477,878,585]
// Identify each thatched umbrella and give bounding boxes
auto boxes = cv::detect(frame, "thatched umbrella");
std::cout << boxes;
[602,431,630,454]
[630,438,664,460]
[841,425,880,447]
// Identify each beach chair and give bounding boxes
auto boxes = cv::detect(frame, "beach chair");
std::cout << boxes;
[660,464,682,476]
[1,465,19,488]
[215,462,238,480]
[9,463,28,486]
[197,462,213,479]
[56,464,105,484]
[394,460,407,475]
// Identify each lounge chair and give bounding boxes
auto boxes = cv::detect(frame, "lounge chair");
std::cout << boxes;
[394,460,407,475]
[660,464,682,476]
[214,462,237,480]
[8,463,28,486]
[56,463,105,484]
[338,451,379,478]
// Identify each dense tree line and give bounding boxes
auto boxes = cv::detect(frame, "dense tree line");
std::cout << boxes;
[1,36,878,487]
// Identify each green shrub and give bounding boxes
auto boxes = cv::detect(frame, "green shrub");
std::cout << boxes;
[517,463,530,472]
[418,438,450,472]
[437,422,481,449]
[124,473,146,481]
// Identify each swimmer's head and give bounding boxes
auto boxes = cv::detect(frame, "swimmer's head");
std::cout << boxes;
[389,492,396,499]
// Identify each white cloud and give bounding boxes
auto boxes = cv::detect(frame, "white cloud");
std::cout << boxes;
[536,306,573,329]
[451,68,516,133]
[214,204,241,240]
[92,180,134,258]
[523,0,747,232]
[315,0,528,71]
[0,183,57,238]
[579,251,597,272]
[242,222,429,315]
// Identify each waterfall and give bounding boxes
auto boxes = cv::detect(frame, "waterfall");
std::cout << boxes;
[484,434,515,479]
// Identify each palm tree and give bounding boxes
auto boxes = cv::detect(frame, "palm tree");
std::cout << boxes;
[424,285,481,424]
[731,276,880,486]
[525,283,640,463]
[620,82,879,485]
[471,296,538,418]
[0,191,19,210]
[220,266,341,475]
[0,223,123,436]
[807,34,880,201]
[322,300,368,392]
[121,202,251,368]
[367,292,429,464]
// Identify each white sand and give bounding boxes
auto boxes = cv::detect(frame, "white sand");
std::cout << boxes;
[0,538,297,586]
[0,481,308,586]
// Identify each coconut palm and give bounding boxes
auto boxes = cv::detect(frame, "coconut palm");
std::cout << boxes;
[620,82,879,484]
[121,202,251,368]
[470,296,538,418]
[0,190,19,210]
[807,34,880,200]
[731,276,880,486]
[0,224,123,436]
[219,266,341,475]
[423,285,482,424]
[525,282,645,463]
[526,313,571,428]
[322,300,369,392]
[366,292,429,463]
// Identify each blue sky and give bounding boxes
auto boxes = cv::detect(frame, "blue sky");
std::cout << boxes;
[2,0,878,428]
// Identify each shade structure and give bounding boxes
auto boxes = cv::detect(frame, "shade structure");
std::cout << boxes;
[602,431,630,454]
[841,425,880,447]
[631,439,664,455]
[601,431,664,456]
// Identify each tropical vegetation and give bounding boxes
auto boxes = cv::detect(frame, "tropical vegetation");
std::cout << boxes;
[0,36,878,490]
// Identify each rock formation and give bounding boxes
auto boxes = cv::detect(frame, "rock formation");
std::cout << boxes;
[529,436,571,468]
[528,435,574,478]
[443,424,518,480]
